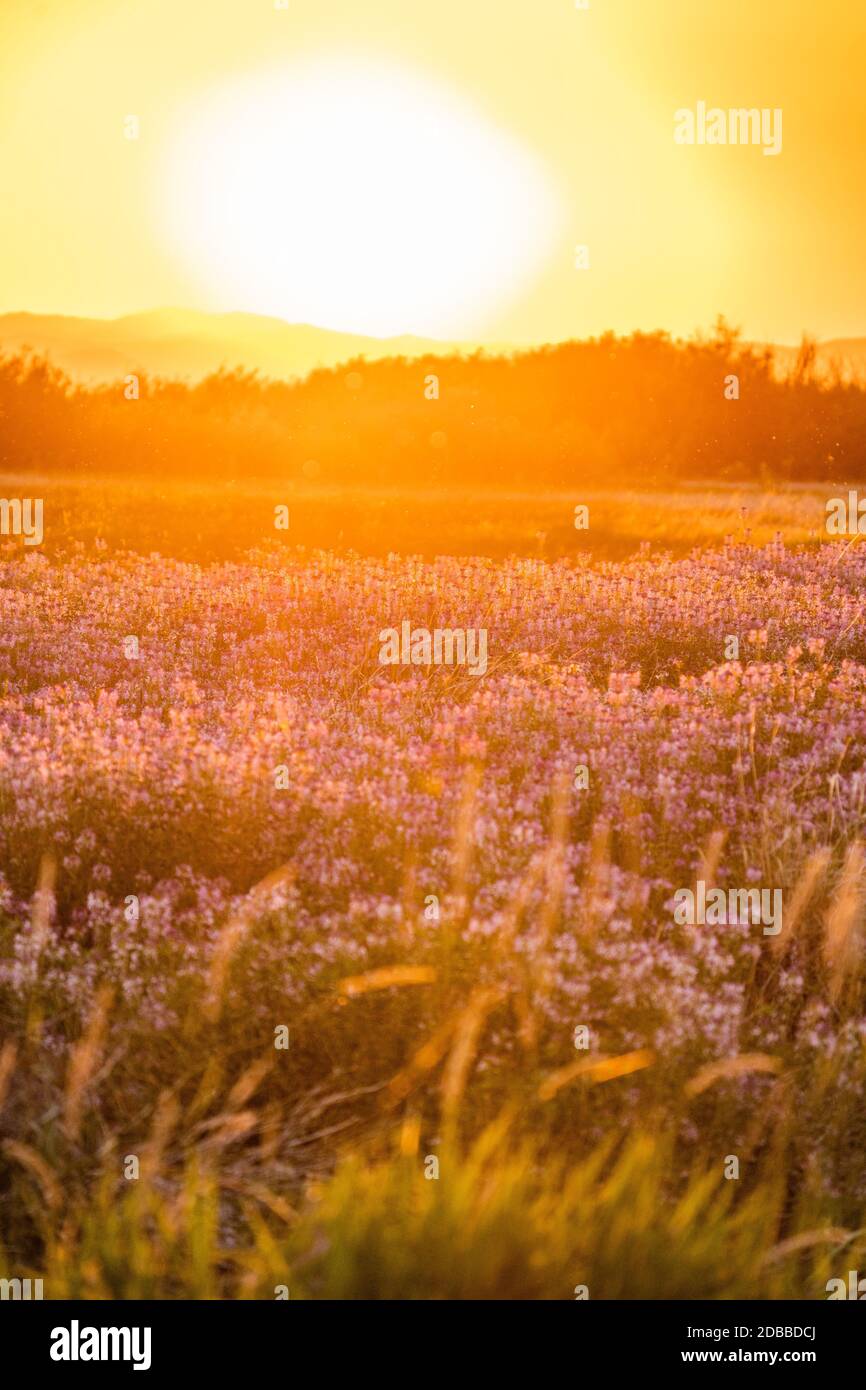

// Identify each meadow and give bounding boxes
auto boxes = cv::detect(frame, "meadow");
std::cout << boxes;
[2,476,866,1300]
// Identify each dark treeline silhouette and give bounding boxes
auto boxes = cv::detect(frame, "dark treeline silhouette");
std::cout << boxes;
[1,320,863,487]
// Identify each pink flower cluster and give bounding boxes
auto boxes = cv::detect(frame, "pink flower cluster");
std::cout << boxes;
[1,540,864,1074]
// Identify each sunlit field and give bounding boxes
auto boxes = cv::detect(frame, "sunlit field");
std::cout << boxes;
[0,472,839,561]
[5,0,866,1348]
[3,479,866,1299]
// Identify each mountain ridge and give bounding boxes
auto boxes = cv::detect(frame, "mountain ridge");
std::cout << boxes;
[0,308,489,383]
[0,307,864,384]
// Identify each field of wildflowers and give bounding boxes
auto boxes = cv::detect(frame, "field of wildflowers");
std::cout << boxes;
[2,492,866,1299]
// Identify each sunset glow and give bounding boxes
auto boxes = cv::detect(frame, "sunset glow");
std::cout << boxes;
[161,59,562,337]
[4,0,866,1332]
[1,0,864,343]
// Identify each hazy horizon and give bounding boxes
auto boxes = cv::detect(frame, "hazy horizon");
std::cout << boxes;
[4,301,866,351]
[3,0,865,345]
[2,303,866,388]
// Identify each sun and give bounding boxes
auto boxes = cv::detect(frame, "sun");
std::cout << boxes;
[159,57,562,338]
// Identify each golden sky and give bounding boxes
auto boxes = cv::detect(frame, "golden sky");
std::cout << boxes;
[1,0,864,345]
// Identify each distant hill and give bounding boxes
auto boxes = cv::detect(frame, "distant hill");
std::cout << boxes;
[0,308,863,386]
[0,308,484,383]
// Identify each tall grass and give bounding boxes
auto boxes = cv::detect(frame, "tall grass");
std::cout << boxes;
[3,814,866,1299]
